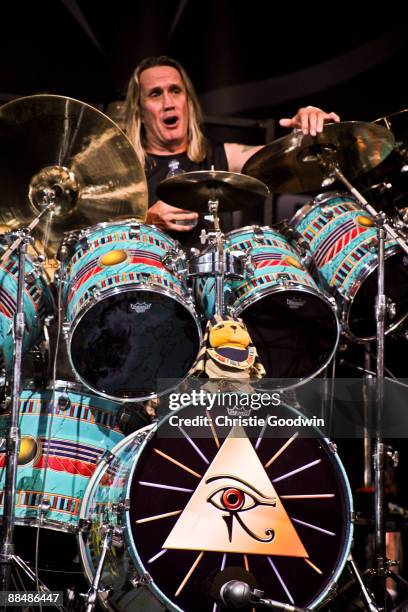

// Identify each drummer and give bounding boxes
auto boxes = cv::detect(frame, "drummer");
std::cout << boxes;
[123,55,340,244]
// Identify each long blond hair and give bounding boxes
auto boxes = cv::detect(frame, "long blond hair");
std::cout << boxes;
[124,56,207,168]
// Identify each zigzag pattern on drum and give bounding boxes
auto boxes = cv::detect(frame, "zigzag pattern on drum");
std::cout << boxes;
[0,489,81,517]
[19,396,118,429]
[312,220,368,267]
[230,237,288,251]
[0,266,47,317]
[70,231,171,264]
[331,237,375,288]
[0,286,16,318]
[303,203,352,241]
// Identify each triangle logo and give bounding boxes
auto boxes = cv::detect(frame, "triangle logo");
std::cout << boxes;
[163,426,309,557]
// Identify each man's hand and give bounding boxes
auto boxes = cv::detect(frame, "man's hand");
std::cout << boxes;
[146,200,198,231]
[279,106,340,136]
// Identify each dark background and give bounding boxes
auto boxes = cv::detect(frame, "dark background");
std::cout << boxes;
[1,2,407,133]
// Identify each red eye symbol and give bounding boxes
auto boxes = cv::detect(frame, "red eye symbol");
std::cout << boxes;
[222,488,245,511]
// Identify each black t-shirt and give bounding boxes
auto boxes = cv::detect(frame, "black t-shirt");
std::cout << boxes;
[145,142,230,249]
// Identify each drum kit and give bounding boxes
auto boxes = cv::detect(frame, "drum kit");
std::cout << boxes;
[0,93,407,611]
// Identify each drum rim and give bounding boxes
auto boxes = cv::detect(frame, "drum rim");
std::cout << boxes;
[290,190,357,227]
[67,220,180,248]
[66,283,202,403]
[231,283,340,391]
[121,405,354,610]
[226,224,281,239]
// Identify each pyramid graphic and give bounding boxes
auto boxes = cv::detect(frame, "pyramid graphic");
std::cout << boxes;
[163,426,309,557]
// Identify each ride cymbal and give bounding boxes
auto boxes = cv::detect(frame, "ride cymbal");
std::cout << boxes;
[242,121,395,193]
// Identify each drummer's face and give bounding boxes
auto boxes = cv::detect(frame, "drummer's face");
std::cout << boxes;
[139,65,189,154]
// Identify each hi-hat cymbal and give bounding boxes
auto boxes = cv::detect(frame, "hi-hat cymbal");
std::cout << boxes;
[242,121,395,193]
[0,94,147,267]
[375,109,408,144]
[157,170,269,212]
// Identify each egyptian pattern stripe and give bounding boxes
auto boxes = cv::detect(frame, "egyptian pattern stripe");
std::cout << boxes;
[302,203,352,241]
[70,231,171,264]
[66,250,167,301]
[331,237,376,289]
[235,272,316,299]
[19,396,118,429]
[70,272,182,320]
[311,219,368,267]
[229,237,288,252]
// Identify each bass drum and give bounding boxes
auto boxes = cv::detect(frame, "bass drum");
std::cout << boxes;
[79,403,353,611]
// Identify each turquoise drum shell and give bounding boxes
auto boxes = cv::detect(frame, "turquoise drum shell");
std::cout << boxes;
[292,192,408,342]
[62,221,202,402]
[0,248,54,373]
[0,381,125,532]
[79,404,353,611]
[193,226,339,387]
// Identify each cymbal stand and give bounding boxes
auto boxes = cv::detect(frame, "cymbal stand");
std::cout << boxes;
[200,188,226,316]
[0,197,56,604]
[312,145,408,608]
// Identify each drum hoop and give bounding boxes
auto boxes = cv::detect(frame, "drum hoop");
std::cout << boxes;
[290,191,356,227]
[67,283,202,403]
[337,243,402,342]
[121,405,354,610]
[226,225,277,239]
[9,516,78,534]
[78,425,155,588]
[71,220,179,249]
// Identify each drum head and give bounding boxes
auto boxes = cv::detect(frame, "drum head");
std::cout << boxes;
[236,289,339,386]
[126,404,352,610]
[69,289,201,401]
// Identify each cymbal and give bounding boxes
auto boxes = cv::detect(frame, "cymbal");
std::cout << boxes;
[157,170,269,212]
[242,121,395,193]
[0,94,147,266]
[375,109,408,144]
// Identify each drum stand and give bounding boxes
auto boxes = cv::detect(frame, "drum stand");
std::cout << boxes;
[199,190,227,316]
[310,145,408,610]
[0,199,64,610]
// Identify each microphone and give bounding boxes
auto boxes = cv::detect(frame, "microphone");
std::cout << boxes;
[220,580,310,612]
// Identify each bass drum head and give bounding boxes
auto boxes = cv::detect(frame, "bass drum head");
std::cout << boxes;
[69,288,201,402]
[125,403,353,611]
[235,288,339,387]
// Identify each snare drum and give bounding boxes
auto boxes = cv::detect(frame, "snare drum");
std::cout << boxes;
[79,402,353,611]
[0,244,54,373]
[62,221,202,402]
[0,382,124,532]
[194,226,339,387]
[292,192,408,341]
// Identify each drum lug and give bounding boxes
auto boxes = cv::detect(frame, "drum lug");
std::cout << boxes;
[98,449,116,466]
[79,236,90,252]
[130,571,153,588]
[328,441,338,454]
[320,206,335,220]
[277,273,290,286]
[62,321,70,338]
[253,226,265,243]
[78,518,92,532]
[129,223,141,240]
[89,284,101,298]
[162,249,187,274]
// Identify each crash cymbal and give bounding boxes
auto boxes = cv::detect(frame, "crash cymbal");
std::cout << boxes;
[375,109,408,144]
[0,94,147,264]
[157,170,269,212]
[242,121,395,193]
